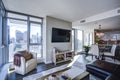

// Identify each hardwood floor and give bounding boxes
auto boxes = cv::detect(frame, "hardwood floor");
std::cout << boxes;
[6,61,70,80]
[4,54,104,80]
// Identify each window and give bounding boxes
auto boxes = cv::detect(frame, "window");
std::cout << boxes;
[29,22,42,58]
[7,12,43,62]
[72,29,75,51]
[0,0,6,66]
[7,13,27,20]
[30,17,42,22]
[76,30,83,52]
[72,29,83,53]
[30,23,41,44]
[8,19,27,62]
[85,33,93,46]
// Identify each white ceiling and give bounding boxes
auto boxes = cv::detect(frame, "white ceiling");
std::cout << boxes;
[3,0,120,22]
[78,16,120,29]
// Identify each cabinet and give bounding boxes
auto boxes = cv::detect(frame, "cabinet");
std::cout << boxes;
[53,48,74,65]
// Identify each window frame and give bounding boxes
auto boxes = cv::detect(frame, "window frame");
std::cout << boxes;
[29,21,42,45]
[6,11,43,61]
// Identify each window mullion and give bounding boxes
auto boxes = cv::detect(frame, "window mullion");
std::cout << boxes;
[27,16,30,51]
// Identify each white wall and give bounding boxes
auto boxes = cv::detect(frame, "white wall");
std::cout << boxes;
[43,16,72,64]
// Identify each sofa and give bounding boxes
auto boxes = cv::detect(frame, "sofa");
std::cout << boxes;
[86,60,120,80]
[14,50,37,75]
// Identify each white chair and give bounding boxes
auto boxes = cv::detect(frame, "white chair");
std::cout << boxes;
[103,45,117,61]
[15,51,37,75]
[88,44,99,59]
[104,44,117,56]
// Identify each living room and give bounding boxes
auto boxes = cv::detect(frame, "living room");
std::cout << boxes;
[0,0,120,80]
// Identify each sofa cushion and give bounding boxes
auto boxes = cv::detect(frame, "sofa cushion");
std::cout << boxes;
[88,60,117,73]
[86,60,120,79]
[18,50,33,61]
[26,58,36,67]
[23,53,33,61]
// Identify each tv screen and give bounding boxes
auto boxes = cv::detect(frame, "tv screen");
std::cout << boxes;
[52,28,71,42]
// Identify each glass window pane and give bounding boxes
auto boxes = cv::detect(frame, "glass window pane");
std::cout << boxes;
[8,19,27,62]
[30,23,41,44]
[77,30,83,52]
[90,33,93,46]
[85,33,93,46]
[30,17,42,22]
[72,30,75,51]
[8,12,27,20]
[29,45,42,58]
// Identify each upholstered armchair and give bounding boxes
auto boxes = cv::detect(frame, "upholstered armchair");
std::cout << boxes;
[88,44,99,59]
[14,51,37,75]
[103,45,117,61]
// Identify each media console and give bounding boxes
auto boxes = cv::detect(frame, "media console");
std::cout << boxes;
[53,48,74,65]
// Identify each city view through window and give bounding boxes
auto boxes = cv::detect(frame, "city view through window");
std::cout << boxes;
[29,23,42,58]
[8,19,42,62]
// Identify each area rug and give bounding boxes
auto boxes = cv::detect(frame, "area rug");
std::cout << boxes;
[23,64,69,80]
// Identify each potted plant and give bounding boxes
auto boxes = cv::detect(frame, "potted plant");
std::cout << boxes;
[95,37,100,44]
[83,45,90,53]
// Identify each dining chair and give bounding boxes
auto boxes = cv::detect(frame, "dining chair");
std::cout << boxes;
[88,44,99,59]
[104,44,117,56]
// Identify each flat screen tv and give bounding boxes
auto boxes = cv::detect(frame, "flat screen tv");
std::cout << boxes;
[52,28,71,42]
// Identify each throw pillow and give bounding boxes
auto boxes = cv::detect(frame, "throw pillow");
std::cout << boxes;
[24,53,33,61]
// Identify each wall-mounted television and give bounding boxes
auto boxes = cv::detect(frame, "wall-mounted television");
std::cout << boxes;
[52,28,71,42]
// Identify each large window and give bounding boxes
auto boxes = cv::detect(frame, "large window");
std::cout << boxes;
[76,30,83,52]
[7,12,43,62]
[0,0,6,66]
[72,29,83,53]
[8,19,27,62]
[72,29,75,51]
[29,22,42,58]
[85,33,93,46]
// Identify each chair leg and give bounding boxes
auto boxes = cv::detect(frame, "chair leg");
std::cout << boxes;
[114,58,115,62]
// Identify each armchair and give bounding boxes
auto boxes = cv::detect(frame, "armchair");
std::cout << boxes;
[103,45,117,61]
[88,44,99,59]
[15,51,37,75]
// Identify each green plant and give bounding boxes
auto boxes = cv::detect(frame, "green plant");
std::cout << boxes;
[95,37,100,43]
[83,45,90,53]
